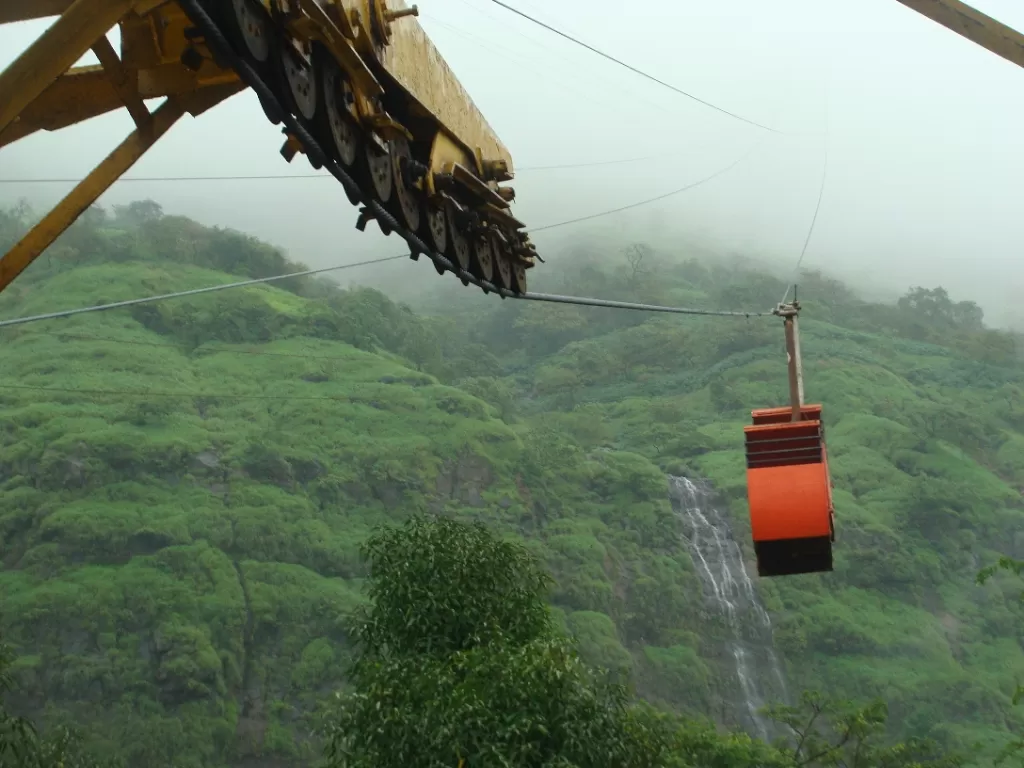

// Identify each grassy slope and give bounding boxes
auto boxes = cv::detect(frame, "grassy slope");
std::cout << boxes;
[0,263,705,766]
[0,208,1022,765]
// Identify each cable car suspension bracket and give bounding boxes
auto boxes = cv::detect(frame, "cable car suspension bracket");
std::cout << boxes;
[773,290,805,423]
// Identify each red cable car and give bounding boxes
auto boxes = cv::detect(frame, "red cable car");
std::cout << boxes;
[743,300,834,577]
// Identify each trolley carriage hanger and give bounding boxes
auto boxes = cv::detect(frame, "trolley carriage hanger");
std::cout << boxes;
[744,294,835,577]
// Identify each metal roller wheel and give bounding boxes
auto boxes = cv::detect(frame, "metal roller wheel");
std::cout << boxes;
[364,140,393,205]
[278,38,317,123]
[221,0,288,124]
[445,200,471,284]
[471,230,495,285]
[425,202,448,274]
[228,0,271,63]
[316,55,364,203]
[325,76,359,167]
[389,137,421,233]
[492,232,512,290]
[511,260,528,294]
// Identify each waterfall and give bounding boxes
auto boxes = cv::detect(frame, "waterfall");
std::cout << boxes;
[668,475,789,741]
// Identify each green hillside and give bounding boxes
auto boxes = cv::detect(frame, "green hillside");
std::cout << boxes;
[0,202,1022,766]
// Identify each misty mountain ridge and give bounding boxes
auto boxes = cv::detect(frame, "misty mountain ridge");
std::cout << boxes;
[0,201,1022,766]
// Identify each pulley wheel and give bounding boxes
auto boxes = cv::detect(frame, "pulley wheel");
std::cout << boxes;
[278,39,317,122]
[445,200,471,284]
[315,56,364,204]
[511,260,528,294]
[492,233,512,290]
[389,137,421,232]
[426,202,448,274]
[471,231,495,285]
[364,140,393,205]
[229,0,271,63]
[321,62,359,167]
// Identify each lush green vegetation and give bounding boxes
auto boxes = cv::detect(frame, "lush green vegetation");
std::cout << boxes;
[323,514,669,768]
[324,514,960,768]
[0,201,1022,766]
[1,637,114,767]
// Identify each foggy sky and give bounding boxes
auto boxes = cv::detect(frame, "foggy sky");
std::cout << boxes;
[1,0,1022,324]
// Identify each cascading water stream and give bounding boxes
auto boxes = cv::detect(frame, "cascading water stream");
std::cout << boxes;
[669,475,789,740]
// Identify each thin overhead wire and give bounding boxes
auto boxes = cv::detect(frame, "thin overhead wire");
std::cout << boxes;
[421,11,719,134]
[522,154,665,172]
[523,292,768,317]
[793,145,828,275]
[779,159,827,306]
[781,65,831,305]
[0,142,775,328]
[486,0,779,133]
[0,255,772,331]
[11,285,765,366]
[529,138,765,233]
[10,328,371,363]
[0,152,676,185]
[0,255,406,330]
[0,383,356,401]
[0,301,767,401]
[2,139,768,244]
[0,174,346,184]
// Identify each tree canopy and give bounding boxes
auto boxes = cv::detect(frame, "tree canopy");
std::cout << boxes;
[323,515,670,768]
[322,515,962,768]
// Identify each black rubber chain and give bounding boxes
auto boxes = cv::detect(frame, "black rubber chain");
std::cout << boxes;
[178,0,518,298]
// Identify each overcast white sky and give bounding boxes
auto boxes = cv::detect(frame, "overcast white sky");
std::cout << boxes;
[1,0,1022,323]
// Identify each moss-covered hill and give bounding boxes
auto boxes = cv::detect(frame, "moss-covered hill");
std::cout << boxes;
[0,203,1022,766]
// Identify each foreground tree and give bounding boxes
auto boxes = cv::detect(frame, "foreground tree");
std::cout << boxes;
[322,515,670,768]
[321,515,962,768]
[0,635,116,768]
[979,557,1024,766]
[765,692,961,768]
[0,640,35,766]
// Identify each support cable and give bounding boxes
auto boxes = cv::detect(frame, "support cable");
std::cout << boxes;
[0,255,405,329]
[529,139,764,233]
[0,252,772,330]
[0,151,677,183]
[0,141,764,243]
[781,50,831,305]
[486,0,779,133]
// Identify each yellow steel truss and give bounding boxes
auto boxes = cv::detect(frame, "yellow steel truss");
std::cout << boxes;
[0,0,244,294]
[894,0,1024,71]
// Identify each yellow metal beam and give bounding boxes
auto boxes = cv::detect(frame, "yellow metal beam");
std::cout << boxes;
[0,82,244,295]
[894,0,1024,70]
[91,35,151,129]
[0,0,77,24]
[0,0,166,23]
[0,60,240,148]
[0,66,121,148]
[0,0,138,137]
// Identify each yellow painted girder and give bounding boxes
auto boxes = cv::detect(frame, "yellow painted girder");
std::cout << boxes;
[895,0,1024,70]
[0,59,238,148]
[0,0,143,137]
[0,0,239,148]
[0,81,245,294]
[0,0,248,298]
[0,0,78,24]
